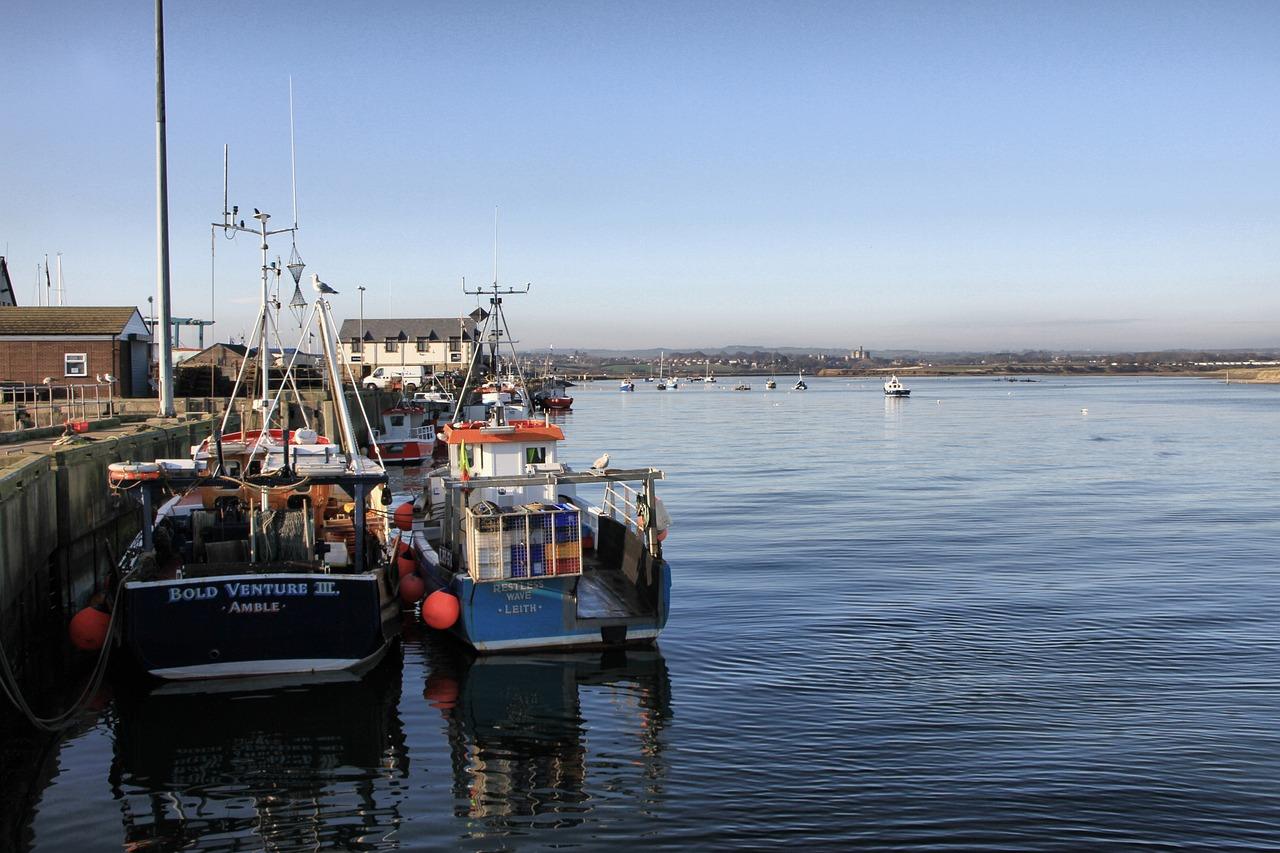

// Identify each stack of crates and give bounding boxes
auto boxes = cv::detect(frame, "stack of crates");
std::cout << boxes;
[550,503,582,575]
[467,503,583,581]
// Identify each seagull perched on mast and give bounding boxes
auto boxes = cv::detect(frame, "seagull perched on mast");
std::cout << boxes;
[590,452,610,472]
[311,273,339,295]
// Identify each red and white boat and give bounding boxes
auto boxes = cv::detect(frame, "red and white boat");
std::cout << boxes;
[368,400,438,465]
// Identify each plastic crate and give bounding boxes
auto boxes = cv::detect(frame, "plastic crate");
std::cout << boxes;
[512,543,545,577]
[553,556,581,576]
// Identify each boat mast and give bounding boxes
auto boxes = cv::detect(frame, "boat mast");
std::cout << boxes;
[155,0,176,417]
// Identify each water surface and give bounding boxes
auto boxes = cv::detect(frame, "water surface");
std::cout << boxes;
[8,376,1280,850]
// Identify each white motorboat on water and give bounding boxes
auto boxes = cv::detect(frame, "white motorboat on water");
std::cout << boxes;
[884,375,911,397]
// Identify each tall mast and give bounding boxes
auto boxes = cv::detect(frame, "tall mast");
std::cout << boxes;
[154,0,176,417]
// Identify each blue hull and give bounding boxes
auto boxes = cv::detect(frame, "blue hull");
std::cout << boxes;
[421,562,670,653]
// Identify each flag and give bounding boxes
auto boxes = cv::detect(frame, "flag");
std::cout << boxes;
[458,440,471,481]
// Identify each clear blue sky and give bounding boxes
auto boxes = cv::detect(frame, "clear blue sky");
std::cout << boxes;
[2,1,1278,351]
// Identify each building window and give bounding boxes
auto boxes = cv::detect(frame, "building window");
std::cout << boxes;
[450,352,462,362]
[384,338,398,353]
[416,337,428,353]
[64,353,87,377]
[350,337,362,353]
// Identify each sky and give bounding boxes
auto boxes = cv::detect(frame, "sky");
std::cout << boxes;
[1,0,1278,352]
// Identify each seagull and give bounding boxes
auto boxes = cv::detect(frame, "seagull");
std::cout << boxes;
[311,273,339,295]
[590,452,610,471]
[103,373,115,384]
[95,373,103,383]
[42,377,53,385]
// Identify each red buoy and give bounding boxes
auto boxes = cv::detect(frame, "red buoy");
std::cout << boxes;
[394,502,415,531]
[399,573,425,605]
[397,551,418,577]
[69,606,110,652]
[422,589,460,630]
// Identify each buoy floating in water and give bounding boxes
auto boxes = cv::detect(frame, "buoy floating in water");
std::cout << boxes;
[399,573,425,606]
[69,605,110,652]
[422,589,460,630]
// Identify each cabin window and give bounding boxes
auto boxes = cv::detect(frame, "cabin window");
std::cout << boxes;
[526,446,547,464]
[350,337,362,353]
[384,338,398,353]
[64,353,87,377]
[390,415,404,427]
[416,337,428,352]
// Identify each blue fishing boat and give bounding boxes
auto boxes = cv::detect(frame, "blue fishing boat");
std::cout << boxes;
[397,284,671,652]
[409,413,669,651]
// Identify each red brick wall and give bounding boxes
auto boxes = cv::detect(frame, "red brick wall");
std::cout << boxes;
[0,339,120,387]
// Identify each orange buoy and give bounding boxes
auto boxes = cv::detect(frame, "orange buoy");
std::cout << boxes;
[422,589,460,630]
[397,551,418,577]
[394,502,415,531]
[69,606,110,652]
[399,573,425,605]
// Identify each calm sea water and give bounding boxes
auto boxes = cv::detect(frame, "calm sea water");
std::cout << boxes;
[6,376,1280,850]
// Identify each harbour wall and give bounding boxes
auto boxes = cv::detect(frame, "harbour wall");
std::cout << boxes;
[0,418,215,678]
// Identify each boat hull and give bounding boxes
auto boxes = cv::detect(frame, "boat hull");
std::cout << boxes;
[121,572,400,680]
[884,390,911,397]
[369,440,435,465]
[420,562,671,653]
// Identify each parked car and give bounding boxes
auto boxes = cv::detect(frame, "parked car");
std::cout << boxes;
[361,365,429,393]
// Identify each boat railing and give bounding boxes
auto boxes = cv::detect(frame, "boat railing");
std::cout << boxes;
[602,480,645,535]
[410,425,435,441]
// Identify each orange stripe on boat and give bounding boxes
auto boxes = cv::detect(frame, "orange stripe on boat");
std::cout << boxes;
[442,421,565,445]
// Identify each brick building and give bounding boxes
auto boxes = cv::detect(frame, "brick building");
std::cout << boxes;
[0,306,152,396]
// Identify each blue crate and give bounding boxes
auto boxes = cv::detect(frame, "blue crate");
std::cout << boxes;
[511,543,545,578]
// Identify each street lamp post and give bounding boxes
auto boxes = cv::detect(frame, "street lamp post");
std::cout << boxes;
[357,285,366,374]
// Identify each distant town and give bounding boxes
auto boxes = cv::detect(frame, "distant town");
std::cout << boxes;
[535,347,1280,381]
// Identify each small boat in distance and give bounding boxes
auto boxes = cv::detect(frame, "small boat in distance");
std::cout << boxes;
[765,378,776,390]
[793,369,807,391]
[656,351,667,390]
[704,360,716,383]
[884,375,911,397]
[734,383,751,391]
[619,378,635,392]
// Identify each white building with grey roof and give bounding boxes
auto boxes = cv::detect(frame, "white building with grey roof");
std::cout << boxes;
[338,317,477,374]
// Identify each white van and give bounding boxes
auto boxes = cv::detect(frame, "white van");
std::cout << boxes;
[362,366,428,392]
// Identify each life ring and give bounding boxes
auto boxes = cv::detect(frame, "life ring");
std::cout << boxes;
[108,461,161,483]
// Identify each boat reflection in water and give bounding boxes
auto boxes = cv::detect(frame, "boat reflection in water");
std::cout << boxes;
[109,650,408,851]
[423,645,672,828]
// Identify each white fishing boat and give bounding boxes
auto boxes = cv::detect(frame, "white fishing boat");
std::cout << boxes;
[793,369,807,391]
[883,375,911,397]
